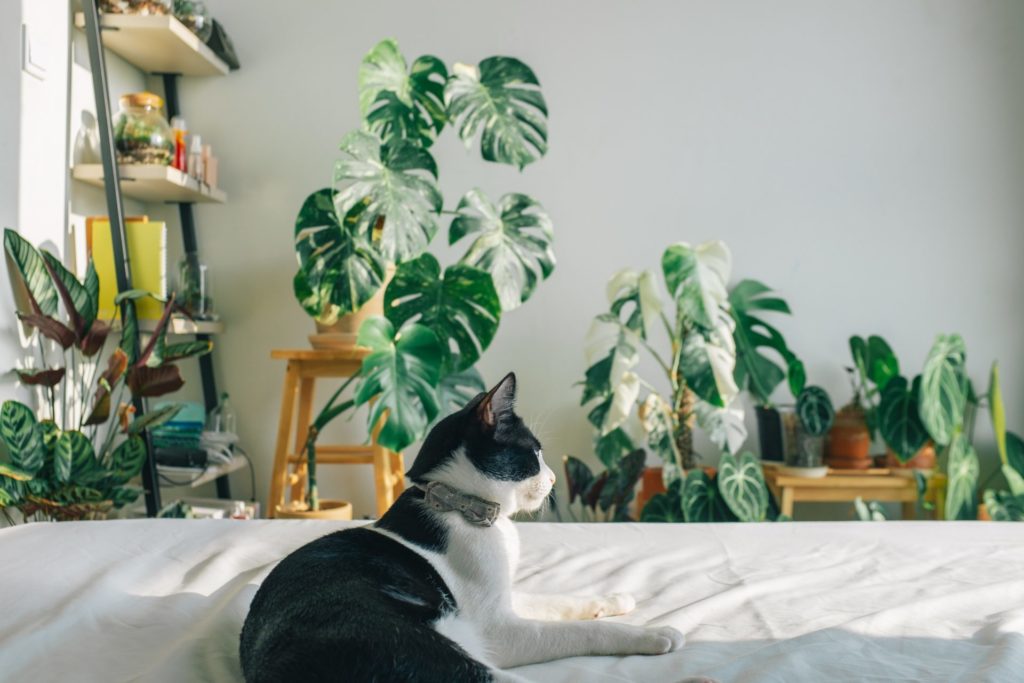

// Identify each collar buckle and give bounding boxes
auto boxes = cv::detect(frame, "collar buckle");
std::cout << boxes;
[419,481,501,527]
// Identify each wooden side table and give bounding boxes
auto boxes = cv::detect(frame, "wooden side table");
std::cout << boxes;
[763,464,918,519]
[268,348,405,518]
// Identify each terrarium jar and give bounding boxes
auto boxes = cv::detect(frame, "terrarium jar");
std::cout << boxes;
[99,0,173,16]
[113,92,174,165]
[780,407,825,469]
[172,0,213,41]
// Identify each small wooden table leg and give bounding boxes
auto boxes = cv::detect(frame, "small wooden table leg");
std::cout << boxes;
[269,362,299,518]
[780,486,795,518]
[390,451,406,496]
[289,377,316,504]
[901,501,916,520]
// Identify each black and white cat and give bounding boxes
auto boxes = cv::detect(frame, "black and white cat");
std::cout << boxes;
[240,373,684,682]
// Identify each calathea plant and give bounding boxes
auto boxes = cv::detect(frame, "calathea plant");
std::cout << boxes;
[290,39,555,511]
[983,362,1024,520]
[0,228,209,522]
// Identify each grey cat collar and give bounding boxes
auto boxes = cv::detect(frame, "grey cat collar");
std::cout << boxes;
[418,481,501,527]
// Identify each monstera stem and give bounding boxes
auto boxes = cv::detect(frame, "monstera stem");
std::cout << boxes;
[674,387,697,470]
[305,426,320,512]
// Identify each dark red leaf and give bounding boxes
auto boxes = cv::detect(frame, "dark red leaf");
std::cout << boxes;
[79,320,111,357]
[127,364,184,398]
[83,391,110,426]
[134,294,176,369]
[17,368,66,388]
[17,312,75,349]
[40,254,86,338]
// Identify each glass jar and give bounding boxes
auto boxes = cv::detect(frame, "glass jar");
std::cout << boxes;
[780,407,826,469]
[172,0,213,41]
[100,0,173,16]
[177,255,213,318]
[113,92,174,165]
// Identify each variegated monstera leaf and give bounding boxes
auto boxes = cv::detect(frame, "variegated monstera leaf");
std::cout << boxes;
[450,189,555,312]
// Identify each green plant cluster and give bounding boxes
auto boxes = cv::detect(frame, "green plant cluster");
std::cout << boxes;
[0,229,209,522]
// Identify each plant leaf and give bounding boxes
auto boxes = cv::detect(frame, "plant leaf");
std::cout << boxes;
[918,334,967,446]
[126,365,185,398]
[4,227,58,315]
[1,401,43,475]
[79,319,111,357]
[682,469,722,522]
[640,393,680,467]
[384,253,501,372]
[605,268,662,339]
[354,317,443,452]
[41,251,94,338]
[729,279,800,405]
[450,189,555,311]
[598,449,645,515]
[564,455,594,505]
[694,399,747,455]
[55,430,99,484]
[594,428,635,470]
[127,403,183,435]
[945,432,979,520]
[990,361,1007,468]
[640,486,686,523]
[17,311,75,349]
[662,241,731,331]
[334,132,442,264]
[434,365,486,424]
[983,489,1024,521]
[359,39,447,149]
[293,188,385,323]
[679,328,736,408]
[444,57,548,169]
[160,340,213,363]
[796,385,835,437]
[717,452,769,522]
[16,368,66,388]
[108,435,147,485]
[866,336,899,390]
[879,376,929,462]
[1006,432,1024,483]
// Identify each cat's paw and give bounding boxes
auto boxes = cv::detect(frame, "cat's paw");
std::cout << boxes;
[636,626,685,655]
[590,593,636,618]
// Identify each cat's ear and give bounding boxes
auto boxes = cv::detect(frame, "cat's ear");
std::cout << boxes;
[477,372,517,428]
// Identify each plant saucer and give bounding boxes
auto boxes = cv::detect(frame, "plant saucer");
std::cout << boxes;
[779,465,829,479]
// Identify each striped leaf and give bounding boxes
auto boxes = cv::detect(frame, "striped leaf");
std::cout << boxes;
[1,400,43,475]
[945,433,979,520]
[55,430,98,485]
[681,469,721,522]
[796,385,835,437]
[4,228,57,315]
[109,436,147,485]
[718,452,769,522]
[918,334,967,446]
[41,251,96,337]
[879,376,929,462]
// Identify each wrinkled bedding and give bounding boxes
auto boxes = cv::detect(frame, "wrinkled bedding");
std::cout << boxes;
[1,520,1022,682]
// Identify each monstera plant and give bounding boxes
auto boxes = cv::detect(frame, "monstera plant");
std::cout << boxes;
[0,228,209,523]
[290,39,555,511]
[578,240,744,482]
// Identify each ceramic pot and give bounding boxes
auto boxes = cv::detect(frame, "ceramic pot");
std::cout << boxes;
[884,442,936,474]
[826,404,872,469]
[309,266,394,349]
[274,500,353,520]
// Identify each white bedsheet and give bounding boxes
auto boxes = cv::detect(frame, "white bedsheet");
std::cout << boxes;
[0,520,1022,682]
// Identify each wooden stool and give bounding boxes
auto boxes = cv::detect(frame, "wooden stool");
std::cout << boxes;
[268,348,405,518]
[763,463,918,520]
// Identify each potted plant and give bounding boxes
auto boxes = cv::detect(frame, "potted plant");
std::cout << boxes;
[780,385,835,477]
[979,362,1024,521]
[553,451,646,522]
[283,39,557,515]
[0,229,209,523]
[729,279,805,462]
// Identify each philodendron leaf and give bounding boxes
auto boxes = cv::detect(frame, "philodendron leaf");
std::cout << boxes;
[729,279,800,405]
[384,253,501,372]
[334,131,442,264]
[564,455,594,505]
[640,483,686,523]
[694,399,747,455]
[55,430,98,484]
[444,58,548,169]
[355,317,444,452]
[580,316,641,437]
[662,241,731,331]
[293,188,385,323]
[4,227,58,316]
[108,435,147,485]
[450,189,555,312]
[918,334,967,446]
[717,452,769,522]
[359,39,447,148]
[796,386,835,437]
[606,268,662,340]
[878,376,929,462]
[682,469,726,523]
[1,401,43,476]
[945,432,979,520]
[640,393,680,468]
[679,328,737,408]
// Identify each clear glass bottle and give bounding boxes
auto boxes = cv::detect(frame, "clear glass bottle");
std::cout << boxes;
[172,0,213,41]
[113,92,174,165]
[100,0,173,15]
[177,254,212,318]
[207,392,236,435]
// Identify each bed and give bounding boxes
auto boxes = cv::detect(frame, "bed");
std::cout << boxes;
[1,519,1022,682]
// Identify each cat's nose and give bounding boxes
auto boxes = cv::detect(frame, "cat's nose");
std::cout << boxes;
[549,475,556,485]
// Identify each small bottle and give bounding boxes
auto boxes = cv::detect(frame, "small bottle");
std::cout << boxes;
[207,392,237,435]
[170,116,187,171]
[187,133,204,182]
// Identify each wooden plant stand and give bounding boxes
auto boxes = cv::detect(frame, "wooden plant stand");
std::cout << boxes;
[268,348,404,518]
[763,463,919,520]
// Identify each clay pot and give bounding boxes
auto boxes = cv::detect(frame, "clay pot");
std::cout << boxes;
[977,504,991,521]
[274,500,353,520]
[826,404,872,469]
[637,467,667,516]
[309,266,394,349]
[884,442,936,473]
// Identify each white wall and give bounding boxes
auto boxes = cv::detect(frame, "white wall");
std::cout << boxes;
[169,0,1024,518]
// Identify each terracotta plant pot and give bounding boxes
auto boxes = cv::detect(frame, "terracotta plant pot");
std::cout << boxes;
[309,266,394,349]
[826,404,872,469]
[274,500,353,520]
[637,467,667,516]
[884,442,936,474]
[977,503,991,521]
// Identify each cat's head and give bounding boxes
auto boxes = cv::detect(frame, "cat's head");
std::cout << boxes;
[407,372,555,516]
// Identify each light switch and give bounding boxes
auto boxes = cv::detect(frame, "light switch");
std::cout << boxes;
[21,24,47,81]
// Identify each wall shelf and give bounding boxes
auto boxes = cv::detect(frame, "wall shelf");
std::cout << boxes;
[73,13,229,77]
[141,316,224,335]
[72,164,226,204]
[157,453,248,489]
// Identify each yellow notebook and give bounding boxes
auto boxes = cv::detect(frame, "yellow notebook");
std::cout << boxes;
[87,217,167,320]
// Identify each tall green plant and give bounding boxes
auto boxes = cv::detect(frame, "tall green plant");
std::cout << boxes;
[1,229,209,522]
[291,39,555,510]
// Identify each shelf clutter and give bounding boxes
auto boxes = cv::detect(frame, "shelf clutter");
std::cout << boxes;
[73,13,229,77]
[72,164,226,204]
